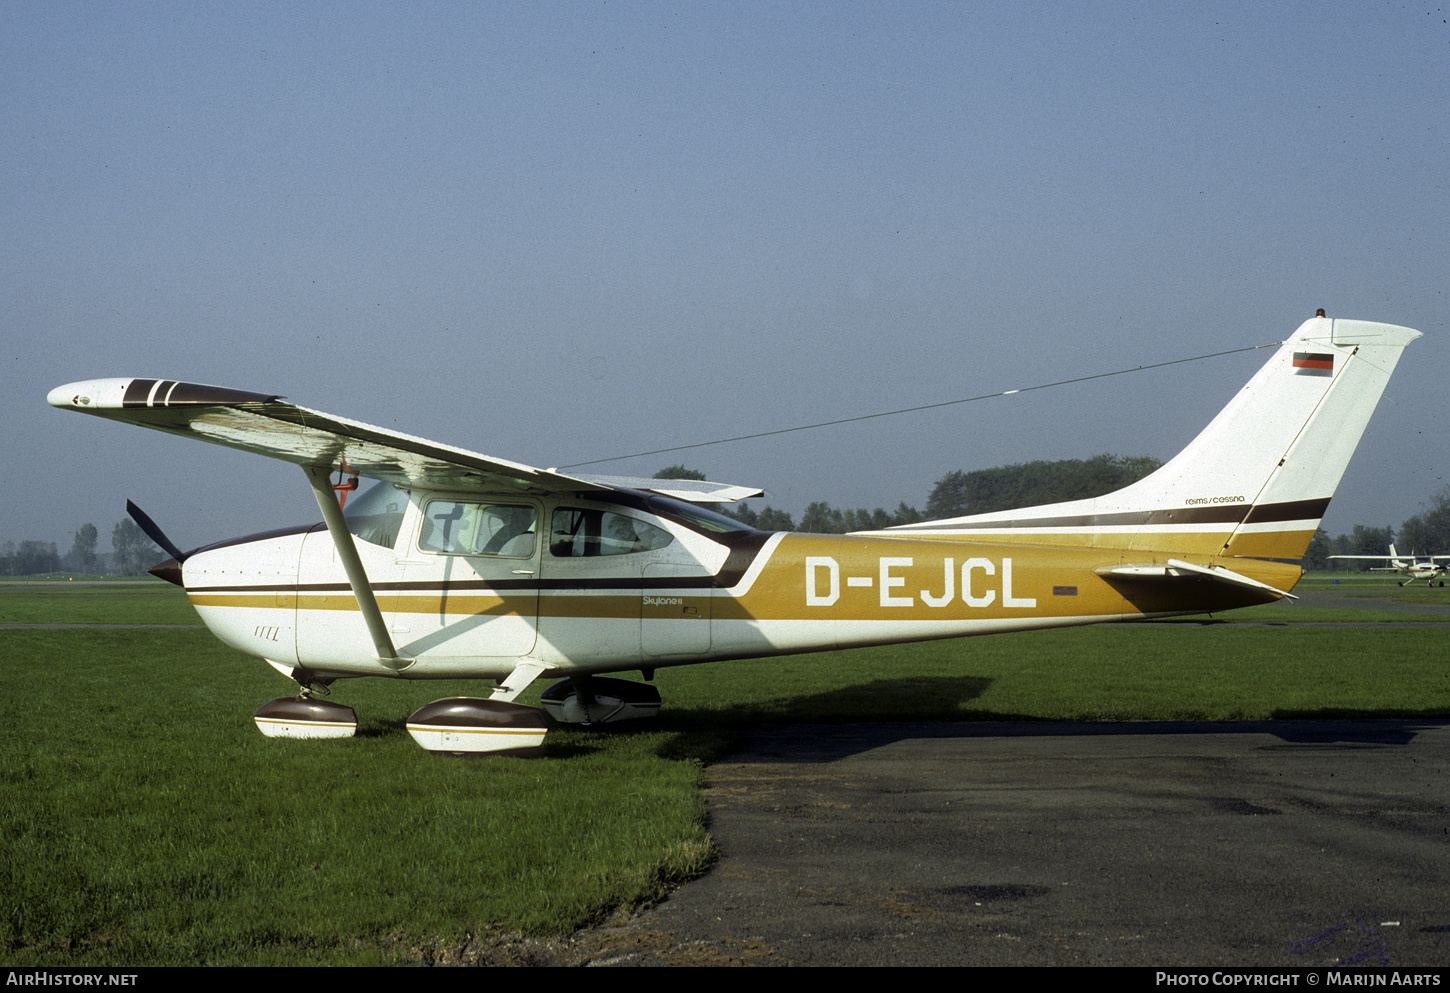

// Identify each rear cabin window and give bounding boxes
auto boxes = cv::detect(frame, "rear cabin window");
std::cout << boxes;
[549,508,673,557]
[419,501,537,557]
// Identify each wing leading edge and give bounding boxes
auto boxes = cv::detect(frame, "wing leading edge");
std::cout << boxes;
[47,377,760,501]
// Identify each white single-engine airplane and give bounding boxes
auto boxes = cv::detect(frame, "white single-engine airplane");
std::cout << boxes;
[49,313,1419,753]
[1330,545,1450,586]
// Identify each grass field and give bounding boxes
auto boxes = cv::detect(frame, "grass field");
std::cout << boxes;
[2,578,1448,965]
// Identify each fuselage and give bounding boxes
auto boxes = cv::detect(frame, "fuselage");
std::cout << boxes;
[1388,561,1445,581]
[173,482,1300,683]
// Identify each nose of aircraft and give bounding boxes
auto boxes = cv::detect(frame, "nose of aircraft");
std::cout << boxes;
[150,556,184,586]
[177,526,314,594]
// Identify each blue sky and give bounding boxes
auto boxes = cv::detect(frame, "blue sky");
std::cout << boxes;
[6,1,1448,554]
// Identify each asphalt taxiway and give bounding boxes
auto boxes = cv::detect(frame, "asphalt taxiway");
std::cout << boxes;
[572,590,1450,967]
[608,719,1450,966]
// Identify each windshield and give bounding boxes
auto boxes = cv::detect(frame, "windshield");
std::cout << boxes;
[344,481,408,548]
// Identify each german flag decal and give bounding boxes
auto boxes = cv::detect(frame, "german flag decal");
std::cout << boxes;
[1292,351,1334,376]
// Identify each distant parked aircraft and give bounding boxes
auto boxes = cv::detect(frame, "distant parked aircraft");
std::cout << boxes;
[1331,545,1449,587]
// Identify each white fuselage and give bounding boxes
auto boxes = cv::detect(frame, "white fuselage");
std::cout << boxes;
[178,483,1290,686]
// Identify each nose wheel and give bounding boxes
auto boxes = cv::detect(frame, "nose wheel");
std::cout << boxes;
[254,696,358,738]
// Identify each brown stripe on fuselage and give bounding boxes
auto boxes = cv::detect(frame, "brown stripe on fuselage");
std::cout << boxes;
[1241,498,1330,524]
[888,498,1329,533]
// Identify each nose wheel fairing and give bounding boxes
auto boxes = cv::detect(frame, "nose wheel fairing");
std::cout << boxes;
[254,697,358,739]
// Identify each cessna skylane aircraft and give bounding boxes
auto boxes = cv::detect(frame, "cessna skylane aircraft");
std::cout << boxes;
[1330,545,1450,586]
[49,313,1419,753]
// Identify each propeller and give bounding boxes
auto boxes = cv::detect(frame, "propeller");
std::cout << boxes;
[126,500,187,561]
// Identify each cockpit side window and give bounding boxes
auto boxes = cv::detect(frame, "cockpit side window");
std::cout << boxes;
[419,501,537,557]
[550,508,673,557]
[343,481,408,549]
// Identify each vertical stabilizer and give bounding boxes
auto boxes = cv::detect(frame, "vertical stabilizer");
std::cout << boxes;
[890,316,1421,560]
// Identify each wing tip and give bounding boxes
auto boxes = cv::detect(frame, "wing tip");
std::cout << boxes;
[49,378,281,411]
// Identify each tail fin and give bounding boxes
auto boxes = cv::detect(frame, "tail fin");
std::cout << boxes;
[893,315,1421,561]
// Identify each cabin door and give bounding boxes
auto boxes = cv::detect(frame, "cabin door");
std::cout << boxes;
[389,497,541,661]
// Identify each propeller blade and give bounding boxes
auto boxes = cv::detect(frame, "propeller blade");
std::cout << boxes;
[126,500,188,563]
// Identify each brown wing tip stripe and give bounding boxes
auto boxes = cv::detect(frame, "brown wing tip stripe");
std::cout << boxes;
[121,379,281,408]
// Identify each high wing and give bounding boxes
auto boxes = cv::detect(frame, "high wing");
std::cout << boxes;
[47,377,761,502]
[567,473,764,504]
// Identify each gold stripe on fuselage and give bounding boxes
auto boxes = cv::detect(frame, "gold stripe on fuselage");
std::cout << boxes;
[187,528,1302,631]
[725,534,1299,622]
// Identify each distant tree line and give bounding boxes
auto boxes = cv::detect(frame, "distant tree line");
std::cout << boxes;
[652,464,924,534]
[924,454,1163,519]
[0,541,61,576]
[657,462,1450,570]
[13,474,1445,576]
[1,519,163,577]
[656,454,1163,536]
[726,500,924,534]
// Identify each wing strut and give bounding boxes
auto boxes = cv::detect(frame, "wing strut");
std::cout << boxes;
[304,465,404,669]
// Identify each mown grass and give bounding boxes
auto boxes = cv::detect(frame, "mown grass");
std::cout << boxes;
[2,582,1447,965]
[0,627,714,965]
[0,583,201,625]
[1190,601,1441,623]
[675,623,1450,723]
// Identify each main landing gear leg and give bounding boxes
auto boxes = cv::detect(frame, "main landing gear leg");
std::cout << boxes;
[540,674,662,724]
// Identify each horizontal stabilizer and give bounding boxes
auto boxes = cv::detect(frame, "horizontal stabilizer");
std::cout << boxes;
[1096,558,1297,600]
